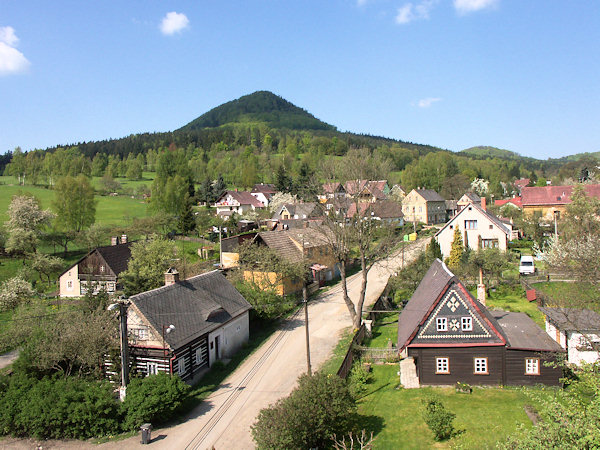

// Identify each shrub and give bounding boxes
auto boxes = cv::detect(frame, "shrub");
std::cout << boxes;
[120,373,191,431]
[0,373,120,439]
[252,372,356,449]
[348,362,372,398]
[422,396,456,441]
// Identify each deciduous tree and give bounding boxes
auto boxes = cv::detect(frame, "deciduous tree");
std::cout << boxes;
[52,175,97,233]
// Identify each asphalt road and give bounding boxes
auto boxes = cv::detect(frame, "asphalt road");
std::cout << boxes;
[0,237,429,450]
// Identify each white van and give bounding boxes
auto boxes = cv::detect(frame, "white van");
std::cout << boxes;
[519,255,535,275]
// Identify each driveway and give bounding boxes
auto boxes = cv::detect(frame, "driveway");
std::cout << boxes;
[1,238,429,450]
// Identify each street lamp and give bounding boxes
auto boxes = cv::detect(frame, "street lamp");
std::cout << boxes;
[107,297,129,401]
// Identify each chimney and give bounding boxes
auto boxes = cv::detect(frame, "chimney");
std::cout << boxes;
[121,234,128,244]
[164,268,180,286]
[111,236,118,246]
[477,268,486,306]
[481,197,487,211]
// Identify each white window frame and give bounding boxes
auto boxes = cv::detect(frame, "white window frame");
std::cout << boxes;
[465,220,478,230]
[461,317,473,331]
[525,358,540,375]
[435,357,449,374]
[67,280,73,290]
[474,357,488,374]
[436,317,448,332]
[178,357,187,375]
[194,347,205,366]
[147,362,158,376]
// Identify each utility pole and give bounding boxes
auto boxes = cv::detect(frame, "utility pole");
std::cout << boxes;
[219,225,223,268]
[302,238,311,375]
[108,298,130,401]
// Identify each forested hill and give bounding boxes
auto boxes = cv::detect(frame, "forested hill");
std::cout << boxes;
[460,146,522,159]
[178,91,336,132]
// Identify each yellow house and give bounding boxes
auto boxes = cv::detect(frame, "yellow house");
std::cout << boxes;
[243,228,337,295]
[402,188,446,224]
[521,185,600,221]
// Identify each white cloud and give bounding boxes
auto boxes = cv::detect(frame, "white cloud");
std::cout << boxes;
[454,0,499,14]
[395,1,436,25]
[160,12,190,35]
[0,26,30,75]
[417,97,442,108]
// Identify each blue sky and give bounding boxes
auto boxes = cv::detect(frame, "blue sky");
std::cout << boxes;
[1,1,599,159]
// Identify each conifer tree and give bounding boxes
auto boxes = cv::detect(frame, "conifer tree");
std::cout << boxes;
[447,227,464,270]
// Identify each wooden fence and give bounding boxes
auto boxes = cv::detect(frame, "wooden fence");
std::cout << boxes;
[336,323,366,379]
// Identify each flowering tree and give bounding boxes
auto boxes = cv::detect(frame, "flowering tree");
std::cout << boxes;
[470,178,489,196]
[0,276,35,311]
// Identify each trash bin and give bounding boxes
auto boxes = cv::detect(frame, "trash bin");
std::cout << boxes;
[140,423,152,444]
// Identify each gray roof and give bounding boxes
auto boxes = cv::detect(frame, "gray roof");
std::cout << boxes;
[415,189,445,202]
[539,307,600,332]
[492,311,564,352]
[272,203,319,220]
[130,270,252,350]
[397,259,455,349]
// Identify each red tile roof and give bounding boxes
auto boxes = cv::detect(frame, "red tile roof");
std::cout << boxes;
[521,185,600,206]
[495,196,523,208]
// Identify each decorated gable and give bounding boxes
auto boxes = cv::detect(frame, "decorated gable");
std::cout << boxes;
[410,282,504,346]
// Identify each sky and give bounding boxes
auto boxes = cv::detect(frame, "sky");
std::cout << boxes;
[1,0,599,160]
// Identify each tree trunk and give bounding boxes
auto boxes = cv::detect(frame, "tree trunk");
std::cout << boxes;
[339,259,357,324]
[355,253,368,329]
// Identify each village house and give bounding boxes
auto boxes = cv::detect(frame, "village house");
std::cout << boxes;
[244,228,337,295]
[117,269,252,382]
[214,190,265,219]
[401,188,446,224]
[494,196,522,210]
[250,183,277,207]
[521,184,600,221]
[397,260,564,388]
[271,202,321,221]
[59,236,132,297]
[457,192,481,211]
[319,182,347,202]
[435,199,511,258]
[344,180,389,203]
[346,200,404,226]
[539,307,600,366]
[513,178,530,194]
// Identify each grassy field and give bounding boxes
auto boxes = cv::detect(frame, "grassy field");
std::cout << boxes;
[363,312,399,348]
[358,365,540,449]
[484,285,545,327]
[0,177,148,226]
[533,281,597,307]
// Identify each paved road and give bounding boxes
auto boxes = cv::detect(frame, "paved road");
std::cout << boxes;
[0,349,19,371]
[1,238,429,450]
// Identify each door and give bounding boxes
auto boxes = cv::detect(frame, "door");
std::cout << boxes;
[215,335,220,360]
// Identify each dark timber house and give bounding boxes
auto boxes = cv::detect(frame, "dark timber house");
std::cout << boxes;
[120,270,252,382]
[397,260,563,386]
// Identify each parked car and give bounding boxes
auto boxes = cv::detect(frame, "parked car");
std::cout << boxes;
[519,255,535,275]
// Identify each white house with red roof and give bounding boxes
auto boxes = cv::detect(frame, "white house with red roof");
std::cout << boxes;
[214,190,265,219]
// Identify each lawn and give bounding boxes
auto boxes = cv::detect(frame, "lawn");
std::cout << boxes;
[358,365,540,449]
[533,281,597,307]
[320,327,354,375]
[0,180,148,226]
[363,312,399,348]
[470,284,545,328]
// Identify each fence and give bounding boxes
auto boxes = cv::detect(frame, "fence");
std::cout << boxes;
[354,346,398,363]
[336,323,366,379]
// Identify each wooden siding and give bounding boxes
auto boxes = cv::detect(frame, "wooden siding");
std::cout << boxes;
[409,346,504,385]
[504,349,563,386]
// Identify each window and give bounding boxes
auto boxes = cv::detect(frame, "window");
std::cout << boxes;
[132,328,148,340]
[489,224,493,230]
[474,357,488,374]
[464,220,478,230]
[461,317,473,331]
[67,281,73,290]
[419,206,422,212]
[436,317,448,332]
[525,358,540,375]
[107,282,115,292]
[100,265,105,273]
[147,362,158,376]
[482,239,499,248]
[195,347,205,365]
[436,357,449,374]
[178,357,187,375]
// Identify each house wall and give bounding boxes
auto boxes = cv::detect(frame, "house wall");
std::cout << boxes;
[59,265,81,297]
[408,346,504,385]
[545,319,567,349]
[567,331,600,365]
[221,252,240,269]
[244,270,303,295]
[208,312,249,363]
[436,205,509,258]
[402,192,428,224]
[523,205,567,221]
[504,349,563,386]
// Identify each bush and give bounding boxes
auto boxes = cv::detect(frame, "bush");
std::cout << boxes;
[120,373,191,431]
[348,362,372,398]
[252,372,356,449]
[0,373,120,439]
[422,396,456,441]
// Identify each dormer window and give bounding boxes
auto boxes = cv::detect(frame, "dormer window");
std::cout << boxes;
[436,317,448,332]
